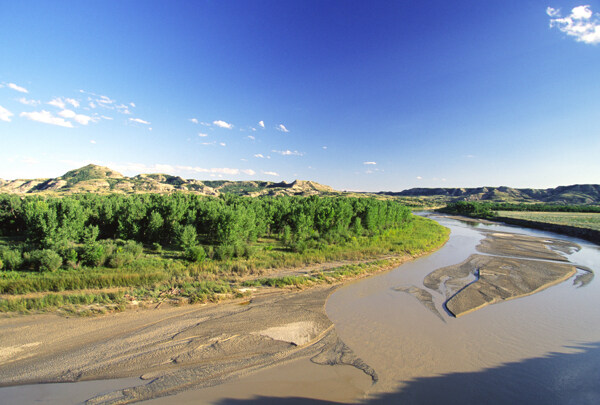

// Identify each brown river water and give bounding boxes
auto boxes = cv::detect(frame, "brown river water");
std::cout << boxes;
[1,215,599,404]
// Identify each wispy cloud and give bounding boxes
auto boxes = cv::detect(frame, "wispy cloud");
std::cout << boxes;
[7,83,28,93]
[20,110,73,127]
[219,142,226,147]
[363,161,377,165]
[177,165,255,176]
[97,95,114,105]
[189,118,199,124]
[272,149,303,156]
[254,154,265,158]
[416,176,423,180]
[58,109,96,125]
[48,98,66,109]
[213,120,233,129]
[277,124,289,133]
[247,135,256,140]
[65,98,79,108]
[258,120,265,128]
[90,140,97,144]
[18,97,40,106]
[0,105,14,122]
[262,171,279,176]
[129,117,151,125]
[547,5,600,44]
[198,132,208,137]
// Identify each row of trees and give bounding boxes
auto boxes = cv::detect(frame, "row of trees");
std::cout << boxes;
[440,201,600,219]
[0,194,412,270]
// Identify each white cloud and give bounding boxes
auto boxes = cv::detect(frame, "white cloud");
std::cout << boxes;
[548,5,600,44]
[7,83,28,93]
[213,120,233,129]
[277,124,289,132]
[97,95,114,104]
[0,105,14,122]
[247,135,256,140]
[130,102,136,108]
[219,142,226,147]
[201,141,216,146]
[21,156,39,165]
[258,120,265,128]
[48,98,66,109]
[176,165,255,176]
[262,171,279,176]
[18,97,40,106]
[363,161,377,165]
[272,149,303,156]
[129,117,151,125]
[200,121,211,126]
[322,146,327,150]
[254,154,265,158]
[58,109,95,125]
[89,102,97,109]
[101,115,113,120]
[198,132,208,137]
[416,176,423,180]
[90,140,97,144]
[189,118,199,124]
[65,98,80,108]
[20,110,73,128]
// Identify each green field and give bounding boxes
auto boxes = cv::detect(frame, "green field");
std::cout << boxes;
[497,211,600,232]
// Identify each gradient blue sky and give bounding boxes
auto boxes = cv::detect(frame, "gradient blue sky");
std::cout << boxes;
[1,0,599,191]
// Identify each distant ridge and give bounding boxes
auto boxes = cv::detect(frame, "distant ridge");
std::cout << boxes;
[378,185,600,205]
[0,164,337,197]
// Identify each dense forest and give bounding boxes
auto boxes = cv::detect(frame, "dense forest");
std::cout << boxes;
[0,193,411,272]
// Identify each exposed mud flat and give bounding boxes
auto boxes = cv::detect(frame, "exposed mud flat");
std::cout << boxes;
[438,254,576,317]
[0,287,375,404]
[415,231,583,317]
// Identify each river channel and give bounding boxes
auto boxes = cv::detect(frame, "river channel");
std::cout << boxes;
[326,214,600,404]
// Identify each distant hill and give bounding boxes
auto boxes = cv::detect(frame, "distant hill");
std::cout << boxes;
[1,165,598,205]
[378,185,600,205]
[0,164,337,197]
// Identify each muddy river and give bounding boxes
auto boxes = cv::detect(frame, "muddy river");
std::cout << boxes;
[326,214,600,404]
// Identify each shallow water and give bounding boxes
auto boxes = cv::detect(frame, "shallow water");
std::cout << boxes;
[326,214,600,404]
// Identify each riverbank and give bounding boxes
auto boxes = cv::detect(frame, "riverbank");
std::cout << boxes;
[0,218,450,404]
[495,215,600,245]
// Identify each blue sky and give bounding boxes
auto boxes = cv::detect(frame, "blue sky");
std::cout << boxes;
[1,0,599,191]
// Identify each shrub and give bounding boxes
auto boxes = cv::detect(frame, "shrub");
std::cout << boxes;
[80,243,106,267]
[215,244,234,261]
[27,249,63,272]
[186,245,206,262]
[123,240,143,258]
[37,250,62,272]
[108,251,135,268]
[152,242,162,252]
[0,259,3,270]
[1,249,23,270]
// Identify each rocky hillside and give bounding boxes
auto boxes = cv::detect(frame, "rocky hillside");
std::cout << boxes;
[379,185,600,205]
[0,164,337,197]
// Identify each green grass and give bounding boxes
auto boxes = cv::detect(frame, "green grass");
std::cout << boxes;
[497,211,600,232]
